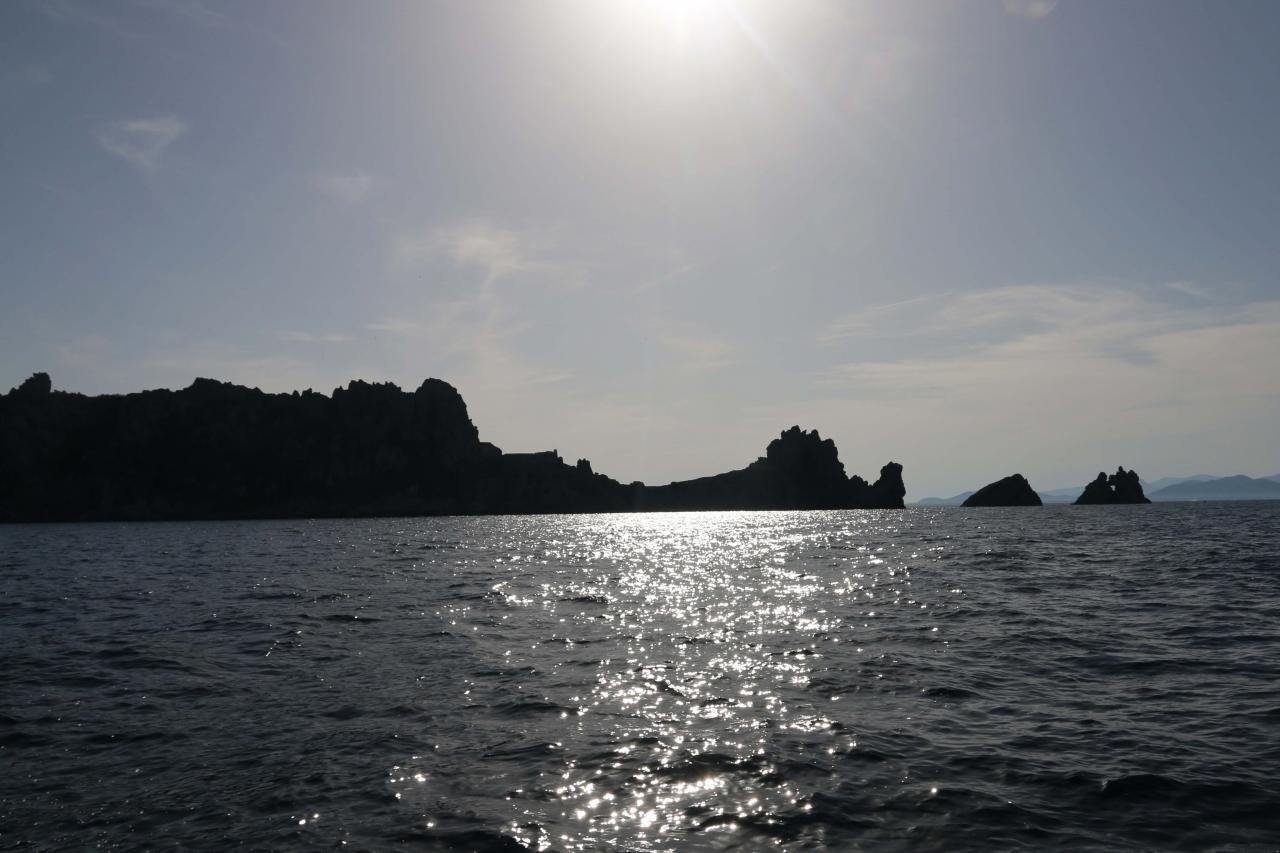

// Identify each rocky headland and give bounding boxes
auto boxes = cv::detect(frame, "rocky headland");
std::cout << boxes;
[961,474,1043,507]
[0,374,906,522]
[1075,467,1152,504]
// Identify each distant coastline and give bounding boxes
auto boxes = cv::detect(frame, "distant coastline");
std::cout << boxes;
[11,372,1261,522]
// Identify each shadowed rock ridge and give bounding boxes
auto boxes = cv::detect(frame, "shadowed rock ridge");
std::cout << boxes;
[962,474,1043,507]
[0,374,906,522]
[1074,468,1152,504]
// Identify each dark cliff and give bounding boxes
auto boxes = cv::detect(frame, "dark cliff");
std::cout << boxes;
[1074,467,1152,505]
[961,474,1043,507]
[0,375,906,521]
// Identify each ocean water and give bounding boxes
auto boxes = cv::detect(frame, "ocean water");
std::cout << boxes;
[2,504,1279,851]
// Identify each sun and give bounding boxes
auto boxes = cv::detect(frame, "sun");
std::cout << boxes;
[557,0,749,92]
[655,0,718,45]
[609,0,734,50]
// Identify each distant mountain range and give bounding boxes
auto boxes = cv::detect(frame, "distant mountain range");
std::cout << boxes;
[1145,475,1280,501]
[914,491,974,507]
[913,474,1280,506]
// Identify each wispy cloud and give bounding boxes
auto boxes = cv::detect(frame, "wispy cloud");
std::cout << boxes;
[279,331,353,344]
[368,297,573,393]
[364,319,424,336]
[312,169,378,205]
[630,252,698,294]
[392,220,582,289]
[658,330,739,372]
[819,282,1212,364]
[817,282,1280,413]
[132,0,229,29]
[33,0,144,39]
[1001,0,1058,20]
[55,333,114,372]
[0,64,54,99]
[35,0,230,36]
[97,116,187,174]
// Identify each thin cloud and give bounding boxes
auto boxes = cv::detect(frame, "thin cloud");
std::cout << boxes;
[312,170,378,205]
[0,64,54,99]
[132,0,229,29]
[393,220,583,290]
[364,319,425,336]
[279,331,353,344]
[819,283,1193,363]
[97,116,187,173]
[394,221,534,280]
[818,284,1280,401]
[659,331,739,372]
[632,261,698,294]
[1001,0,1058,20]
[35,0,229,36]
[32,0,144,38]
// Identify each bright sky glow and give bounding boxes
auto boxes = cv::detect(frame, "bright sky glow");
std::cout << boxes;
[2,0,1278,498]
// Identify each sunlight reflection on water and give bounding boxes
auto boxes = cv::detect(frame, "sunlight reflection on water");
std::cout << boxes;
[393,511,936,850]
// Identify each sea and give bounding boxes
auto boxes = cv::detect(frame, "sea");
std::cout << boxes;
[2,503,1279,851]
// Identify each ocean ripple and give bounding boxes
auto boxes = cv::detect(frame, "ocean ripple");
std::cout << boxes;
[2,504,1280,850]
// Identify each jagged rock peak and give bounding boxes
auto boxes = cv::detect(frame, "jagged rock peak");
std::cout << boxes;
[963,473,1043,507]
[337,379,403,396]
[870,461,906,508]
[12,373,52,396]
[878,461,904,480]
[765,426,845,472]
[187,376,254,394]
[1075,467,1151,504]
[416,377,463,396]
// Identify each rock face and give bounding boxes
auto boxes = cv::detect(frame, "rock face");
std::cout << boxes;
[1074,467,1152,505]
[0,375,907,521]
[962,474,1043,507]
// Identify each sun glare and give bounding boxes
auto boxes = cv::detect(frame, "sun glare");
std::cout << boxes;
[603,0,736,55]
[658,0,717,44]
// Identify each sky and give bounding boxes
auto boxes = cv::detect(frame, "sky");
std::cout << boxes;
[2,0,1279,499]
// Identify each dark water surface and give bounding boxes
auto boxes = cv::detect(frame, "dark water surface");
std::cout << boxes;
[3,504,1279,851]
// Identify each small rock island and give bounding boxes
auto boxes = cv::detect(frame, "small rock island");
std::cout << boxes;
[961,474,1043,507]
[0,373,906,522]
[1074,467,1152,504]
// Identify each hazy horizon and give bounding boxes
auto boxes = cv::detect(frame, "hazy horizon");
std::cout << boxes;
[4,0,1279,500]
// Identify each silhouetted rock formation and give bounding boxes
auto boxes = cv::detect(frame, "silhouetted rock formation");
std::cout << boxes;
[962,474,1043,507]
[15,372,51,397]
[0,375,906,521]
[637,427,905,511]
[1074,468,1152,505]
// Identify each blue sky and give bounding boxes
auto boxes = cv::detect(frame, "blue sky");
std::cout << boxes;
[3,0,1279,498]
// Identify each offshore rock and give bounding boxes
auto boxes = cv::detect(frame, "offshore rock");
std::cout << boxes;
[1074,467,1152,505]
[0,375,907,521]
[962,474,1043,507]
